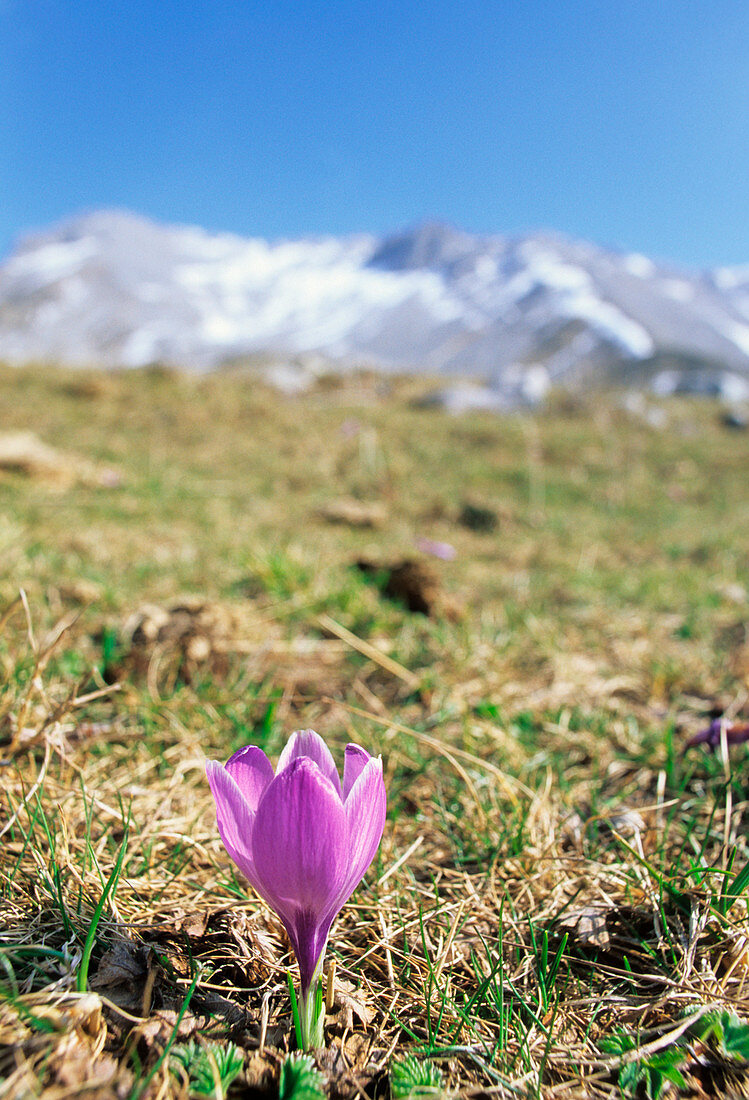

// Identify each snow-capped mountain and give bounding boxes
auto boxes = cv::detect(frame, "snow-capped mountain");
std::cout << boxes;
[2,209,749,400]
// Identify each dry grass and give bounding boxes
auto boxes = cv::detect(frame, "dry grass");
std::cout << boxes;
[1,362,749,1098]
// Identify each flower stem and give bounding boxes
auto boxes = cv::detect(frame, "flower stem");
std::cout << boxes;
[299,978,325,1050]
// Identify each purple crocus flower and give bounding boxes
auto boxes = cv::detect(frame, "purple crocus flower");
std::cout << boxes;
[206,729,386,1048]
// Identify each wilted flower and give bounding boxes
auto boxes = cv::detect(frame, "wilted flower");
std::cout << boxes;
[686,717,749,751]
[206,729,386,1048]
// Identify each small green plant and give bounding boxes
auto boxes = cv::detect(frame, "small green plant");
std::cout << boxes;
[169,1039,244,1099]
[528,920,568,1014]
[278,1053,326,1100]
[600,1030,687,1099]
[601,1012,749,1098]
[714,856,749,917]
[690,1009,749,1060]
[390,1054,444,1098]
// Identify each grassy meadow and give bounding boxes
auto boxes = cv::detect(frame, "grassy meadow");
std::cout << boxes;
[1,361,749,1099]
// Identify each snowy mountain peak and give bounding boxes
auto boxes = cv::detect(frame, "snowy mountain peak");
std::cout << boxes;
[2,209,749,400]
[367,221,485,273]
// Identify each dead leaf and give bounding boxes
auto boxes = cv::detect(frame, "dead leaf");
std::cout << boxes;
[50,1034,117,1090]
[137,1008,204,1054]
[328,989,374,1031]
[559,908,611,949]
[90,940,156,1014]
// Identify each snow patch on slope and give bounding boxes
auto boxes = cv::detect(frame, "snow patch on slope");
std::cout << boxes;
[722,320,749,358]
[559,293,655,357]
[516,243,654,357]
[624,253,656,278]
[172,235,464,354]
[6,237,98,285]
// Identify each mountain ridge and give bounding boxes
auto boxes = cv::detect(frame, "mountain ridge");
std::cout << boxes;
[2,209,749,402]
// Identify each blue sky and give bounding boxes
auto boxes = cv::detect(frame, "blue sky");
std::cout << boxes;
[3,1,749,267]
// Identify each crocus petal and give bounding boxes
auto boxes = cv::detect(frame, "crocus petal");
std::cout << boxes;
[225,745,274,812]
[342,743,371,800]
[276,729,342,797]
[318,755,387,934]
[206,760,264,894]
[252,758,348,991]
[253,758,348,911]
[341,756,386,898]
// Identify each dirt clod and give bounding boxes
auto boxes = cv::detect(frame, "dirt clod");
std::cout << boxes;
[356,557,462,618]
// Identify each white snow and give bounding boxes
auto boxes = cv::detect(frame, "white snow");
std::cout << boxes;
[174,235,463,352]
[652,369,749,401]
[472,255,498,280]
[119,328,162,367]
[499,363,551,403]
[517,244,590,291]
[660,278,694,302]
[521,365,550,402]
[713,266,749,291]
[7,237,97,284]
[428,384,509,414]
[723,320,749,357]
[559,292,654,358]
[512,244,653,357]
[721,373,749,401]
[651,370,680,396]
[623,253,656,278]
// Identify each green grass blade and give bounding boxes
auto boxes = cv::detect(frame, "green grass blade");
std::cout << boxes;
[75,822,129,992]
